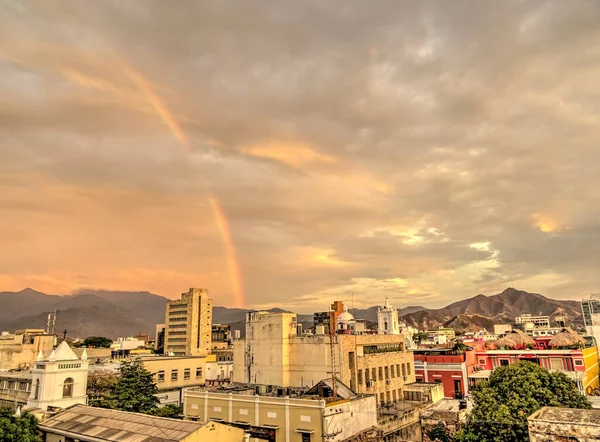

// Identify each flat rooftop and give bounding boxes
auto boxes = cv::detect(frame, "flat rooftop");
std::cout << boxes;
[529,407,600,426]
[423,398,473,413]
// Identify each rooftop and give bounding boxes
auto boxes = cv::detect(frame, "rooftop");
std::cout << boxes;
[38,404,202,442]
[529,407,600,426]
[423,398,473,414]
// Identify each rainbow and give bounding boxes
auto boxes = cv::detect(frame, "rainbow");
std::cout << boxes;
[123,63,244,307]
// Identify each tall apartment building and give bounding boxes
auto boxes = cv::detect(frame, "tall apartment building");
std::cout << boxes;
[582,295,600,327]
[164,288,212,357]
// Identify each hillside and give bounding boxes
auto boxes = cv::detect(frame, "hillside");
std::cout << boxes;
[400,288,582,332]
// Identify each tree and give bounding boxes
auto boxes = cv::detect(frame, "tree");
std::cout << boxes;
[150,404,183,419]
[0,407,41,442]
[413,331,429,344]
[87,370,119,409]
[455,361,591,442]
[89,359,160,414]
[82,336,113,348]
[452,341,467,354]
[427,424,451,442]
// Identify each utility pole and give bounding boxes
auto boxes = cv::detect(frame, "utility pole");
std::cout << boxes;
[329,330,337,397]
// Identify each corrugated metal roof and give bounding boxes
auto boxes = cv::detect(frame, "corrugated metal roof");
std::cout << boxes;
[39,405,202,442]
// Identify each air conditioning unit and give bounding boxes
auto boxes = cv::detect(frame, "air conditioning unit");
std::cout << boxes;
[386,380,391,385]
[403,376,408,381]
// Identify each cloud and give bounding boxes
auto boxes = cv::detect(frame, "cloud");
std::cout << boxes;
[0,0,600,309]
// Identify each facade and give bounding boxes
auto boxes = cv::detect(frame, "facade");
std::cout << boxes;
[184,382,378,442]
[212,324,231,350]
[515,314,550,328]
[582,295,600,327]
[420,398,471,442]
[0,330,55,370]
[474,345,600,394]
[413,348,477,399]
[27,341,89,411]
[142,355,207,406]
[38,404,244,442]
[164,288,213,357]
[206,358,234,384]
[233,310,415,405]
[155,323,165,352]
[0,372,32,410]
[435,328,456,341]
[377,296,400,335]
[528,407,600,441]
[313,301,344,335]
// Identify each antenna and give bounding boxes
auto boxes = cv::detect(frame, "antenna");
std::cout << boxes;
[329,329,337,398]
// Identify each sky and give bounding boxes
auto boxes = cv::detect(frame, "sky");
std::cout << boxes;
[1,1,600,312]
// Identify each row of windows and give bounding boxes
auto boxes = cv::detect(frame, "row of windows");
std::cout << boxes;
[363,343,404,354]
[156,367,203,382]
[168,331,187,336]
[169,303,188,309]
[168,317,188,322]
[58,363,82,369]
[167,338,187,343]
[169,310,188,316]
[358,362,412,385]
[169,324,187,329]
[0,380,30,391]
[379,388,403,404]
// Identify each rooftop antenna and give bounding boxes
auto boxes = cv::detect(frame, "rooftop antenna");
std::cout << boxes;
[329,329,337,398]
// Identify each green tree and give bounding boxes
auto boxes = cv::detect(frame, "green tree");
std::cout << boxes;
[452,341,467,354]
[413,331,429,344]
[427,424,451,442]
[90,359,159,413]
[150,404,183,419]
[0,408,41,442]
[455,361,590,442]
[82,336,113,348]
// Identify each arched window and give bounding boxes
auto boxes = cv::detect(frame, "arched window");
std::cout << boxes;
[63,378,74,398]
[384,321,388,330]
[33,379,40,400]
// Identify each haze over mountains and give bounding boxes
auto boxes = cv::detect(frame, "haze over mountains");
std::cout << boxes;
[0,287,583,338]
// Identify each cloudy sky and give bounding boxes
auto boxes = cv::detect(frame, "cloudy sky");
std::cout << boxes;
[1,1,599,311]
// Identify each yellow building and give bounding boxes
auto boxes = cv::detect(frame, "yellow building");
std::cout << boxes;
[38,404,246,442]
[0,330,55,371]
[233,311,415,405]
[164,288,213,357]
[582,346,599,394]
[184,380,377,442]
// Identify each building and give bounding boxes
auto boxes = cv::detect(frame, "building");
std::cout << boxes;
[473,339,600,395]
[434,328,456,342]
[420,398,471,442]
[27,341,89,412]
[515,314,551,328]
[413,348,478,399]
[212,324,232,350]
[335,306,367,335]
[313,301,345,335]
[155,323,165,353]
[493,324,513,336]
[0,329,55,370]
[0,372,32,410]
[581,294,600,327]
[38,404,246,442]
[377,296,400,335]
[141,355,207,406]
[184,379,378,442]
[233,310,415,406]
[205,355,234,385]
[164,288,213,357]
[528,407,600,441]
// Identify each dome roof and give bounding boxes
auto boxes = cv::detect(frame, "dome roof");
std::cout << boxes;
[337,305,354,323]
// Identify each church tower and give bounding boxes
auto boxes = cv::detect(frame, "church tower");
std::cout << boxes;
[377,296,400,334]
[27,341,89,411]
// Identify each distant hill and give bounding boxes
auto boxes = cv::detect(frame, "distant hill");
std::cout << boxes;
[400,288,583,332]
[0,287,582,338]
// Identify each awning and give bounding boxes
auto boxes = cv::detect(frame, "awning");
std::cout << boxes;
[468,370,492,379]
[295,429,315,434]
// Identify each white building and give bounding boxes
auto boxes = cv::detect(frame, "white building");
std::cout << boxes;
[27,341,89,411]
[377,296,400,335]
[111,337,146,351]
[515,314,550,328]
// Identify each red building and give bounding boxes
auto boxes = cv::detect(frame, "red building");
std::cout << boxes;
[413,348,478,399]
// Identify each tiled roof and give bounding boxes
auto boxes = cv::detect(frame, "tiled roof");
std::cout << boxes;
[38,404,202,442]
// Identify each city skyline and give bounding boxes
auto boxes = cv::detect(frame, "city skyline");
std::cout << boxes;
[1,1,600,310]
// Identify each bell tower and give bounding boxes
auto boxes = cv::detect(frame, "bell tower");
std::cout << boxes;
[27,341,88,411]
[377,296,400,335]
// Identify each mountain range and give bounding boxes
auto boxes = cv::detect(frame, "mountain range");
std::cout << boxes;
[0,287,583,338]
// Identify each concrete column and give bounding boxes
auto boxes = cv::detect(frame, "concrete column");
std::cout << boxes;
[254,395,260,426]
[285,397,290,442]
[203,392,208,423]
[229,393,233,423]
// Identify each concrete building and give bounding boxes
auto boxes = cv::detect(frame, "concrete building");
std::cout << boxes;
[582,295,600,327]
[377,296,400,335]
[413,348,478,399]
[434,328,456,342]
[528,407,600,441]
[164,288,213,357]
[155,323,165,353]
[233,311,415,405]
[38,404,246,442]
[111,337,146,351]
[184,379,378,442]
[212,324,232,350]
[313,301,344,335]
[0,372,32,410]
[515,314,551,328]
[0,329,55,370]
[420,398,471,442]
[27,341,89,412]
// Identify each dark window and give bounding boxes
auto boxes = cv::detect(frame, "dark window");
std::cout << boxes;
[33,379,39,400]
[171,369,178,381]
[384,366,389,379]
[157,370,165,382]
[63,378,74,398]
[378,367,383,381]
[500,359,509,366]
[184,368,191,380]
[196,367,203,378]
[301,432,311,442]
[357,370,363,385]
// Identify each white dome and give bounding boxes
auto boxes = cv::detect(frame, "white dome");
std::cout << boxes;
[337,305,354,323]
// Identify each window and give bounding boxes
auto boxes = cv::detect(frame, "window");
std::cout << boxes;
[478,359,486,365]
[196,367,203,378]
[434,379,442,384]
[379,392,384,403]
[378,367,383,381]
[33,379,39,400]
[371,368,376,381]
[574,359,584,366]
[63,378,74,398]
[392,390,397,401]
[171,369,178,381]
[386,391,391,402]
[401,364,406,377]
[406,363,411,376]
[365,369,370,383]
[301,432,311,442]
[184,368,191,380]
[357,370,363,385]
[499,359,509,367]
[157,370,165,382]
[390,365,395,378]
[396,364,400,376]
[384,366,389,379]
[384,321,388,330]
